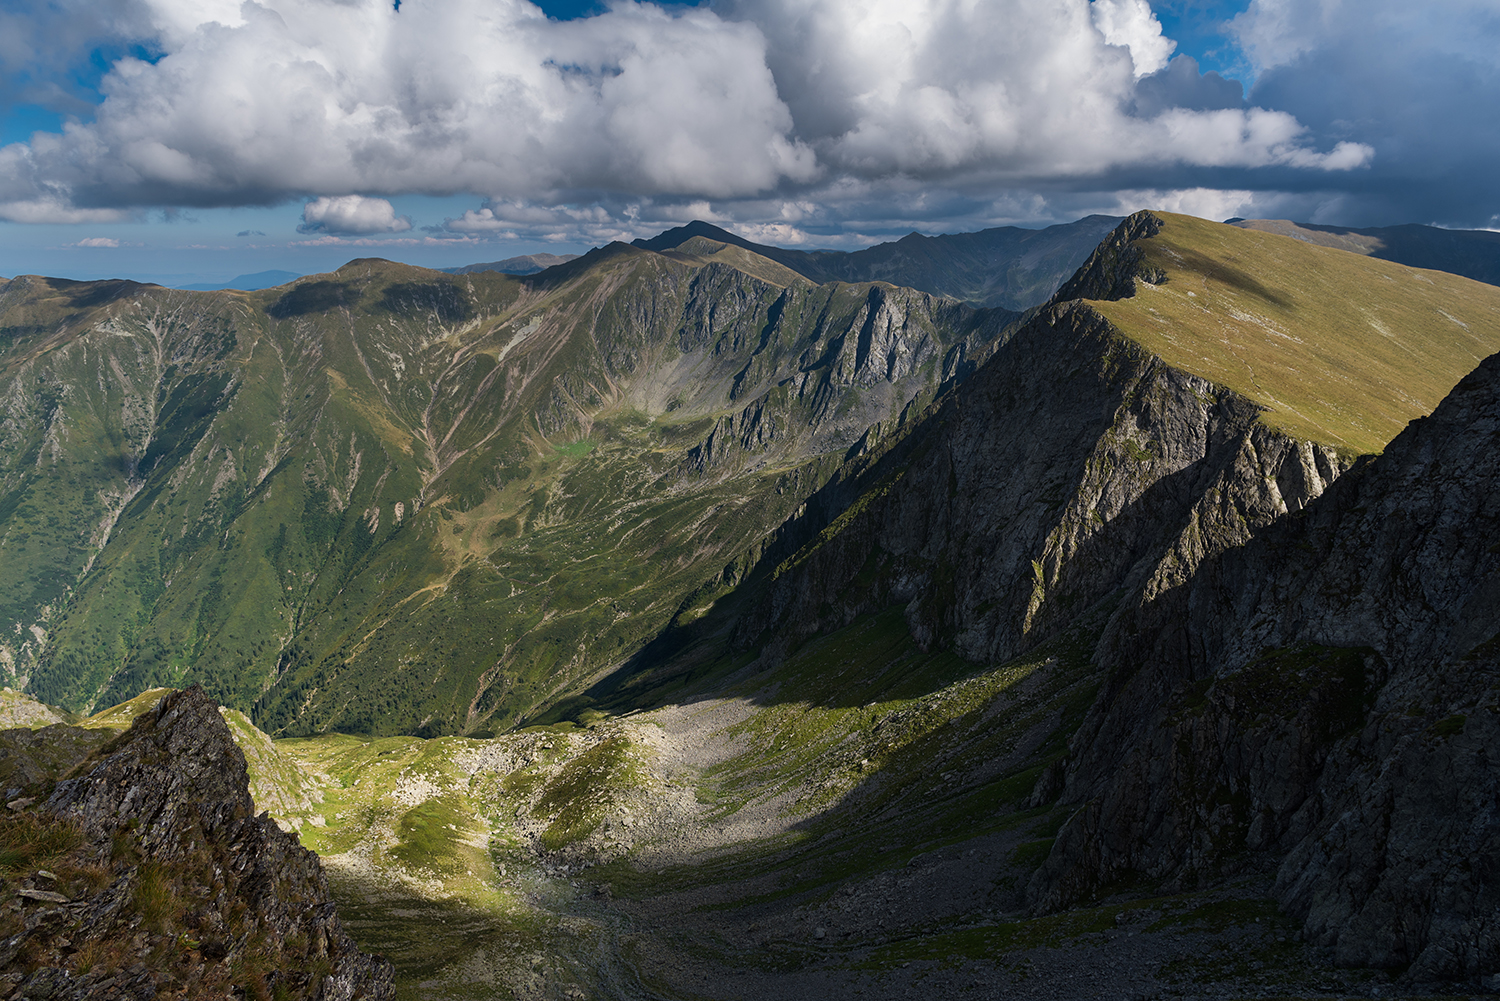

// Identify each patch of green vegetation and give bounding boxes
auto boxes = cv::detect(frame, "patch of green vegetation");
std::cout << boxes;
[78,688,174,730]
[533,735,644,850]
[1430,714,1467,738]
[1091,212,1500,454]
[390,794,480,877]
[1120,435,1154,463]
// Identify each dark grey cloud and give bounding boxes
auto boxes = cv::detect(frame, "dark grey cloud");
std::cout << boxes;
[1133,55,1245,117]
[1239,3,1500,226]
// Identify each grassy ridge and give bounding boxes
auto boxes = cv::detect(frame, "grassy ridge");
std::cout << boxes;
[1092,212,1500,454]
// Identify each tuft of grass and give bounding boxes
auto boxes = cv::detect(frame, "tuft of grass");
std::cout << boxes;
[132,859,181,931]
[0,812,85,873]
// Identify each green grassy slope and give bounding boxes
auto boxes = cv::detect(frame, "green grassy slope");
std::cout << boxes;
[1090,213,1500,454]
[0,244,1007,737]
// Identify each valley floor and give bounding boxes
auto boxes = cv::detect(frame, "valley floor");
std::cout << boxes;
[219,613,1460,1001]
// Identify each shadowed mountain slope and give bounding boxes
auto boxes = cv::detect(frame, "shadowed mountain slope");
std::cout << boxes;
[1032,345,1500,983]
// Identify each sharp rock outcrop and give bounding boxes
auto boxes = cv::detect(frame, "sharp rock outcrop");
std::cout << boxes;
[0,685,393,1000]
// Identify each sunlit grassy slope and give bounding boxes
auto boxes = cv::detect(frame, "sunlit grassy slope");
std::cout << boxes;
[1090,212,1500,454]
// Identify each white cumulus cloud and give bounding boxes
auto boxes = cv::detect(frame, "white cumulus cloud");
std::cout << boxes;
[714,0,1354,181]
[1091,0,1176,77]
[0,0,816,214]
[300,196,412,235]
[0,0,1376,227]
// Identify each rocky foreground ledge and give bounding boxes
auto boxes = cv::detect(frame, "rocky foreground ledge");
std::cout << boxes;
[0,686,393,1000]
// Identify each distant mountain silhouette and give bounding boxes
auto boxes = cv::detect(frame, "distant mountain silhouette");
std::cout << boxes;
[177,269,302,291]
[1231,219,1500,287]
[442,253,578,276]
[633,217,1121,311]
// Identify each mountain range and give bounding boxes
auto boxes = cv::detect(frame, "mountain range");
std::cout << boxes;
[0,211,1498,998]
[631,216,1123,310]
[1230,217,1500,287]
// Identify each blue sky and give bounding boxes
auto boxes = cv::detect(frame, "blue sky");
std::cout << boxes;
[0,0,1494,285]
[1149,1,1253,80]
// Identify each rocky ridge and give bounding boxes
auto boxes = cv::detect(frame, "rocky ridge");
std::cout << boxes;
[1031,349,1500,987]
[725,212,1349,677]
[0,686,392,999]
[633,216,1122,310]
[631,210,1500,990]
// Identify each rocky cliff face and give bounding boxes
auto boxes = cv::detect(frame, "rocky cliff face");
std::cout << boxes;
[1029,344,1500,987]
[0,686,392,999]
[731,214,1348,678]
[700,211,1500,990]
[675,278,1000,480]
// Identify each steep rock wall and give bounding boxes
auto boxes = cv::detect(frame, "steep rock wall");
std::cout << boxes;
[1031,352,1500,986]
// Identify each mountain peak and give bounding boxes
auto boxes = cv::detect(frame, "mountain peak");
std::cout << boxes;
[631,220,744,253]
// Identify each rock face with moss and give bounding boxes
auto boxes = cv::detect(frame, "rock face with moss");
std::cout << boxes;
[1028,344,1500,986]
[0,686,392,999]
